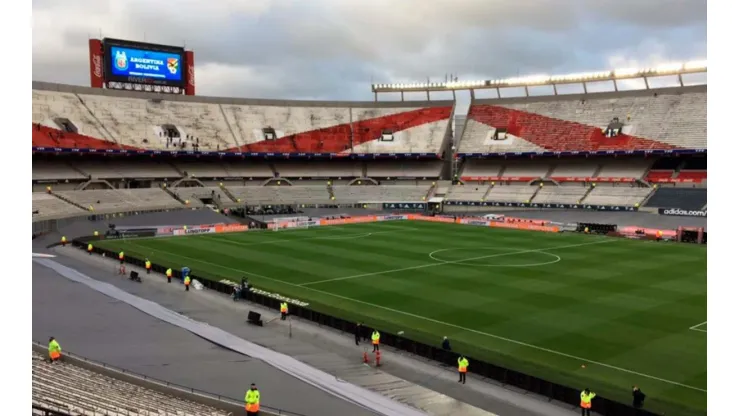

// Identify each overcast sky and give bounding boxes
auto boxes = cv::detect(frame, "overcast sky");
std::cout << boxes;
[32,0,706,104]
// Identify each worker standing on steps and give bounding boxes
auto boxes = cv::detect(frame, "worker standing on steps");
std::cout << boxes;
[457,356,469,384]
[87,243,93,255]
[245,383,260,415]
[60,236,67,247]
[580,388,596,416]
[184,275,191,291]
[145,259,152,274]
[48,337,62,363]
[166,268,172,283]
[280,302,288,320]
[371,330,380,352]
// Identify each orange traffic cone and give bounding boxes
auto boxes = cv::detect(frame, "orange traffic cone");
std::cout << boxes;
[363,351,369,364]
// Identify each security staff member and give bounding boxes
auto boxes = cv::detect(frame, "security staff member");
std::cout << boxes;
[87,243,93,255]
[166,268,173,283]
[371,330,380,352]
[355,323,363,346]
[280,302,288,320]
[118,251,125,265]
[60,236,67,246]
[48,337,62,362]
[93,230,99,237]
[184,275,191,291]
[457,356,469,384]
[580,388,596,416]
[245,383,260,415]
[145,259,152,274]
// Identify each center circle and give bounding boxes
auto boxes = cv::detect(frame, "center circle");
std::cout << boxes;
[428,246,561,268]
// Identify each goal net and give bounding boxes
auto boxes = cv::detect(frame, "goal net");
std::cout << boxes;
[272,217,311,231]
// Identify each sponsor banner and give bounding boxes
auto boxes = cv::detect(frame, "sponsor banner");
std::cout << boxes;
[383,202,427,211]
[31,147,441,160]
[409,215,457,223]
[105,228,157,239]
[444,200,637,212]
[88,39,104,88]
[491,222,560,233]
[459,219,491,227]
[650,177,705,184]
[174,226,215,236]
[658,208,707,217]
[377,215,407,221]
[320,215,380,226]
[215,224,250,233]
[551,176,636,183]
[456,148,706,159]
[461,176,536,182]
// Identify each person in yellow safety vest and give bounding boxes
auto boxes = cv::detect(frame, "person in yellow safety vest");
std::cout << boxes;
[87,243,93,255]
[184,275,191,291]
[48,337,62,362]
[60,236,67,246]
[457,356,469,384]
[166,268,173,283]
[93,230,99,237]
[244,383,260,415]
[118,251,125,265]
[280,302,288,320]
[371,330,380,352]
[145,259,152,274]
[580,388,596,416]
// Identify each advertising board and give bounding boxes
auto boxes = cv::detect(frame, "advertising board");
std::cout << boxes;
[658,208,707,217]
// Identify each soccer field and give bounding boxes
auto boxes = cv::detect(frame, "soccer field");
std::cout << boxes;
[96,221,707,415]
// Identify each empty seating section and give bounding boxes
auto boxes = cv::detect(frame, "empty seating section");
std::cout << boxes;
[460,90,706,153]
[228,186,331,204]
[175,162,229,178]
[176,187,231,203]
[366,161,443,178]
[581,186,652,206]
[350,106,451,154]
[456,118,547,153]
[331,185,430,203]
[223,161,274,178]
[549,161,598,178]
[56,189,180,212]
[460,160,505,179]
[32,90,116,144]
[34,87,453,155]
[32,160,86,181]
[446,185,490,201]
[76,160,180,179]
[222,104,351,153]
[501,161,550,178]
[32,193,85,218]
[597,159,652,179]
[532,186,589,204]
[32,351,229,416]
[676,171,707,181]
[644,188,707,210]
[79,94,238,151]
[645,170,674,182]
[485,185,537,202]
[274,161,362,178]
[32,124,119,150]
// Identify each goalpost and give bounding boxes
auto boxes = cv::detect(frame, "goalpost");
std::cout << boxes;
[271,217,312,231]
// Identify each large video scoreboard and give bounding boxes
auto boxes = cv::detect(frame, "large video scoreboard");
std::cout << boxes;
[89,38,195,95]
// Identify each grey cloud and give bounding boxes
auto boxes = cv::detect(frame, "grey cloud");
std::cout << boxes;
[32,0,706,100]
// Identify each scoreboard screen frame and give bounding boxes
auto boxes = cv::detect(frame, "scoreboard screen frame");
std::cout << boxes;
[102,38,187,88]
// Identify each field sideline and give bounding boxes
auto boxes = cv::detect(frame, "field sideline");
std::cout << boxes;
[96,221,707,415]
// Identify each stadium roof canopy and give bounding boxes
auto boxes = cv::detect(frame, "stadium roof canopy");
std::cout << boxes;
[371,60,707,99]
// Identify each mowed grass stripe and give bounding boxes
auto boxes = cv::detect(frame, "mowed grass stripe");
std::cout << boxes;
[96,222,706,415]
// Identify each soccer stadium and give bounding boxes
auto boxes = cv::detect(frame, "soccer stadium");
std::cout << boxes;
[32,29,706,416]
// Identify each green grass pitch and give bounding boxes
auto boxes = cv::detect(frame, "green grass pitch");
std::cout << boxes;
[95,221,707,415]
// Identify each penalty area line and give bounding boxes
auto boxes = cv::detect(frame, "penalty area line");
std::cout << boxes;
[120,239,706,393]
[689,321,707,333]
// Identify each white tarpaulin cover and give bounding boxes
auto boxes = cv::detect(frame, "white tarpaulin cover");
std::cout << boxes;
[34,258,428,416]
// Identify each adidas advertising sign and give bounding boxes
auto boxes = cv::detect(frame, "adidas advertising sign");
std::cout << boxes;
[659,208,707,217]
